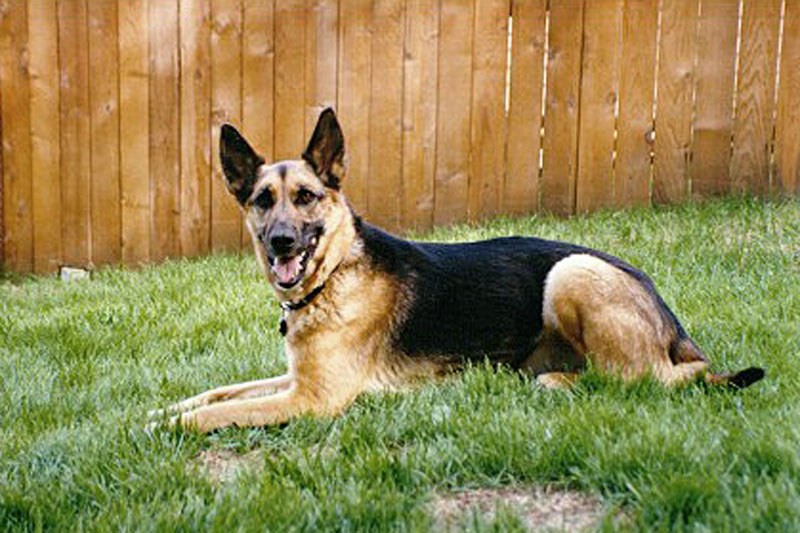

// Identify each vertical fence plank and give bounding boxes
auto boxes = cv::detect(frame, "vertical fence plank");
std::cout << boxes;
[434,0,474,225]
[690,0,738,198]
[337,0,371,215]
[149,0,180,262]
[180,0,212,258]
[304,0,338,138]
[119,0,151,266]
[615,0,658,209]
[541,0,584,215]
[505,0,546,216]
[730,0,782,195]
[775,0,800,195]
[653,0,698,205]
[468,0,509,220]
[58,0,91,267]
[576,0,622,212]
[243,0,275,161]
[29,0,61,273]
[210,0,243,252]
[274,0,306,160]
[0,0,33,272]
[89,0,122,266]
[242,0,274,249]
[401,0,439,229]
[367,0,404,231]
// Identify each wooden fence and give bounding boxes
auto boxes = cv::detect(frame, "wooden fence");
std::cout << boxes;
[1,0,798,273]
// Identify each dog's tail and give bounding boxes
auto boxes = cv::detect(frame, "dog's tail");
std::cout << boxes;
[705,366,765,389]
[673,338,765,390]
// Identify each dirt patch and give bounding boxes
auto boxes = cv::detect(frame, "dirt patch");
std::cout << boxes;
[194,449,265,484]
[432,486,610,531]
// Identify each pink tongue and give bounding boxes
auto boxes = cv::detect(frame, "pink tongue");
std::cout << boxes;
[273,256,302,284]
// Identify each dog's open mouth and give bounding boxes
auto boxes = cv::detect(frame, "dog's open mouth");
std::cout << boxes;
[269,249,313,289]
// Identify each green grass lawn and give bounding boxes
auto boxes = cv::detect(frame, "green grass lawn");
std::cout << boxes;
[2,197,799,532]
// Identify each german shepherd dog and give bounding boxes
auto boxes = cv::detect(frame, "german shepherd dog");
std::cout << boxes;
[149,109,763,432]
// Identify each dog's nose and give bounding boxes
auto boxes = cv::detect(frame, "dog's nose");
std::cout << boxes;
[268,227,296,256]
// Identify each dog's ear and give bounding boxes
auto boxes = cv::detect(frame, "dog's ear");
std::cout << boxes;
[220,124,265,205]
[302,108,345,189]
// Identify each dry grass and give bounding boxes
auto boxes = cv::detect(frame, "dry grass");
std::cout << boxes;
[432,486,610,531]
[194,449,266,484]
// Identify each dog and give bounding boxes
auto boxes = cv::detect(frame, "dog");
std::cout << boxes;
[149,108,764,432]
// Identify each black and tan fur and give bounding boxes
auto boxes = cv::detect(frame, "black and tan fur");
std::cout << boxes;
[149,109,764,432]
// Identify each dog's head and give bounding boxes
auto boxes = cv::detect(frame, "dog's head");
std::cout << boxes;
[220,108,352,296]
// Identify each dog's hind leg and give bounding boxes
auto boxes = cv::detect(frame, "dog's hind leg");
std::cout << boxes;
[520,329,584,390]
[541,254,764,389]
[543,254,698,384]
[148,374,293,420]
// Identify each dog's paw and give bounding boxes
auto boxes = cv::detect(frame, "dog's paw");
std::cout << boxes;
[144,414,182,435]
[147,407,167,420]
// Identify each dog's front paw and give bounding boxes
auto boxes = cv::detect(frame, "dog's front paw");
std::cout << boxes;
[144,414,182,435]
[147,407,167,420]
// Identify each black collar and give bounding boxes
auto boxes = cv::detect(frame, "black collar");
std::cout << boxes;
[278,260,344,336]
[280,283,326,312]
[278,283,325,336]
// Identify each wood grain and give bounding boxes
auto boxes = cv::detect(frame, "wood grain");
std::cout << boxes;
[181,0,212,258]
[505,0,546,216]
[29,0,61,273]
[89,0,122,266]
[274,0,306,161]
[243,0,275,161]
[541,0,584,215]
[58,0,91,267]
[730,0,782,195]
[615,0,658,209]
[367,0,404,231]
[210,0,243,253]
[468,0,509,220]
[401,0,439,229]
[242,0,275,249]
[119,0,151,266]
[775,0,800,195]
[149,0,180,262]
[0,0,33,272]
[434,0,474,226]
[337,0,371,215]
[0,0,794,274]
[690,0,738,198]
[652,0,698,205]
[304,0,338,139]
[575,0,622,212]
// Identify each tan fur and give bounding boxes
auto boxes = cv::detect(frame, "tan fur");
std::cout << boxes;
[536,372,579,390]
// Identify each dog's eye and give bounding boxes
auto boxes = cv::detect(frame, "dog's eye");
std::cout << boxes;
[252,190,274,210]
[295,188,318,207]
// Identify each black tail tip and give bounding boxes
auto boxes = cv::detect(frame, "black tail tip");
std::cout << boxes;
[728,366,765,389]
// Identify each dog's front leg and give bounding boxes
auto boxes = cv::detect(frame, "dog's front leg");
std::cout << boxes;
[173,386,351,432]
[148,374,293,420]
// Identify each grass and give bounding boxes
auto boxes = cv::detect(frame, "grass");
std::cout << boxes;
[1,196,799,532]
